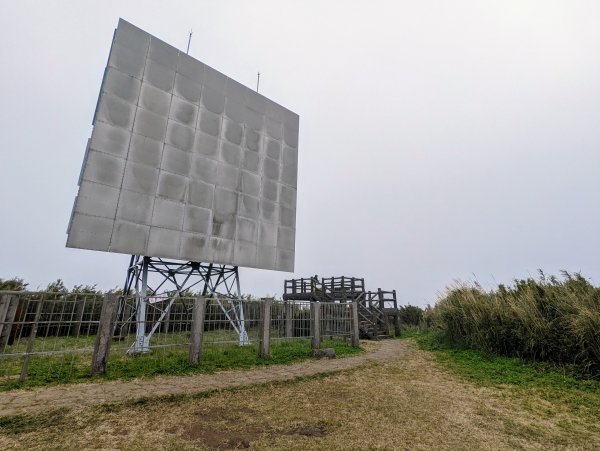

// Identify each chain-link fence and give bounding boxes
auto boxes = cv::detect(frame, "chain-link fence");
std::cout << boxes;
[0,292,359,390]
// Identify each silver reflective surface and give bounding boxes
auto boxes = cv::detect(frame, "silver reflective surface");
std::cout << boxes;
[67,19,299,271]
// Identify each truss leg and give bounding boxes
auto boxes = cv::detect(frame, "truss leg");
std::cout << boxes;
[235,270,249,345]
[203,265,249,346]
[121,256,249,353]
[130,256,150,354]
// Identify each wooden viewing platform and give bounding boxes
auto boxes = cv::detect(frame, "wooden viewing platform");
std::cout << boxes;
[283,276,401,339]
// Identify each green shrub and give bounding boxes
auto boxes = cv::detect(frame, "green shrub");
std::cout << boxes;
[398,305,424,327]
[428,272,600,378]
[0,278,27,291]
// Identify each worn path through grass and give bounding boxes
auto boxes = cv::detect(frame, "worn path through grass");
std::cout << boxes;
[0,340,380,417]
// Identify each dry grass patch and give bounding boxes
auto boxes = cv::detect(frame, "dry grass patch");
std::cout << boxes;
[1,340,599,450]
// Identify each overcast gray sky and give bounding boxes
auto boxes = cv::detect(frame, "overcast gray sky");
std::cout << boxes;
[1,1,599,305]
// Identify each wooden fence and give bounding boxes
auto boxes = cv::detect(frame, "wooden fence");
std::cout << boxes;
[0,292,360,384]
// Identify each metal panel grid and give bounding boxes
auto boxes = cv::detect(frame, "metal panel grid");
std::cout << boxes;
[67,19,299,272]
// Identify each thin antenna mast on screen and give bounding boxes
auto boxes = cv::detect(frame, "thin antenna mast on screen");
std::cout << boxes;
[256,72,260,92]
[186,29,193,54]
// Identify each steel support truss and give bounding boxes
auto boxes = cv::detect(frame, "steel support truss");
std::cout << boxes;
[117,256,249,354]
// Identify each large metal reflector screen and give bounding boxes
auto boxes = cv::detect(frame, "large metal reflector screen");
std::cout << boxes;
[67,19,299,271]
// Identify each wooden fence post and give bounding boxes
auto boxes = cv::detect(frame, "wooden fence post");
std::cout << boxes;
[285,301,294,338]
[393,290,401,337]
[19,298,43,383]
[378,288,391,336]
[258,298,272,358]
[394,314,401,337]
[91,293,118,376]
[0,295,10,339]
[311,301,321,350]
[0,294,19,350]
[162,304,172,334]
[189,297,207,365]
[351,300,360,348]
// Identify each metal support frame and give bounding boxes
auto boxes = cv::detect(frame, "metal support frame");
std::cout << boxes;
[119,255,248,354]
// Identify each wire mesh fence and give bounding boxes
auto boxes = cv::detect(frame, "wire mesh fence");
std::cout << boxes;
[320,301,352,341]
[270,300,312,342]
[203,299,261,346]
[111,295,196,355]
[0,292,359,390]
[0,291,104,388]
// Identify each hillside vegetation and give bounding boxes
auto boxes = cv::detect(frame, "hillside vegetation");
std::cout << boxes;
[425,272,600,378]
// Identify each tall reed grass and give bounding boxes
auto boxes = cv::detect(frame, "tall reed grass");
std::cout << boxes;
[424,272,600,378]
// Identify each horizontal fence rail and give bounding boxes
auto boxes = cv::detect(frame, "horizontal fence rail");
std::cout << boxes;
[0,292,362,389]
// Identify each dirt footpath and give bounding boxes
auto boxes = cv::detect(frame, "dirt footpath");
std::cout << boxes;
[0,340,400,417]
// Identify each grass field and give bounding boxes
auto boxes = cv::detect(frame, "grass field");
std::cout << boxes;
[1,336,599,450]
[406,331,600,420]
[0,332,360,391]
